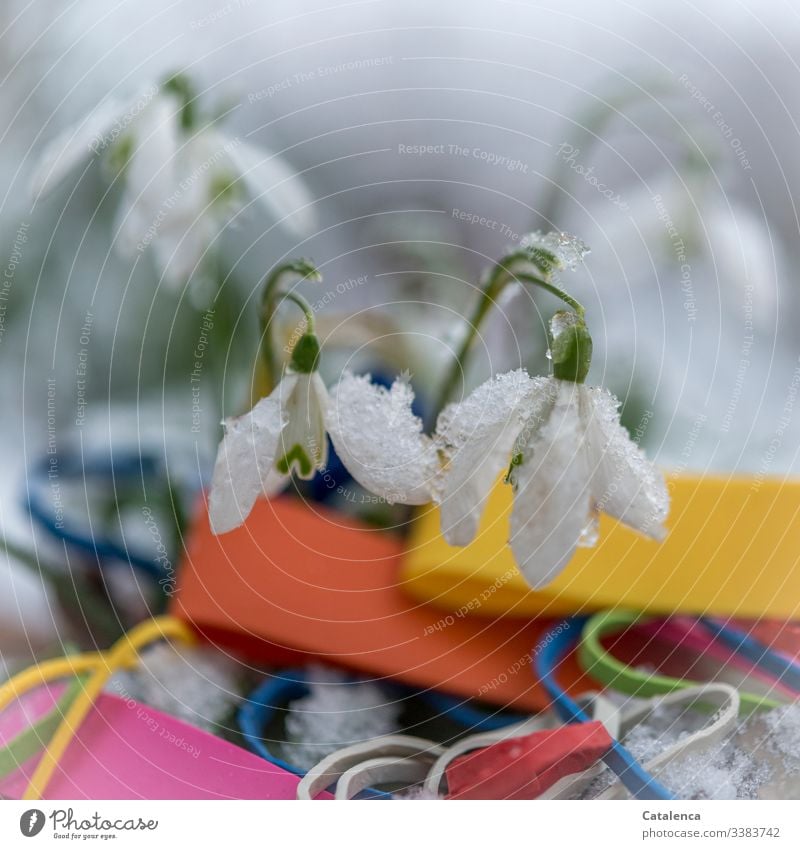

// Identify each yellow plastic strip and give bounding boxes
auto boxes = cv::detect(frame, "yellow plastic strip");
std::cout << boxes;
[0,653,114,713]
[0,616,195,801]
[402,474,800,619]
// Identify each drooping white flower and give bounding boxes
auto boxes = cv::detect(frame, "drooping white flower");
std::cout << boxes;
[325,372,439,506]
[209,368,329,534]
[31,75,314,288]
[433,368,548,545]
[434,370,669,588]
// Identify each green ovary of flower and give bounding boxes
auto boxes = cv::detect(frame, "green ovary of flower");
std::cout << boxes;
[276,444,314,477]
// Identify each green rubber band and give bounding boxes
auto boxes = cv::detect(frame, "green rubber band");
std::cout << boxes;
[0,677,86,779]
[579,610,781,716]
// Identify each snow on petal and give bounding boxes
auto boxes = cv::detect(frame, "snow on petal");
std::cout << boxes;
[433,369,543,546]
[508,382,593,588]
[582,386,669,540]
[327,372,437,505]
[223,136,315,235]
[208,392,287,534]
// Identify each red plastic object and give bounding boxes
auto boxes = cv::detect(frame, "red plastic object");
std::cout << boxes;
[172,496,591,712]
[445,721,612,800]
[747,620,800,660]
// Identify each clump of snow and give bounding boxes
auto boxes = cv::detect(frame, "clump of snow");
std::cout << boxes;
[519,231,590,271]
[283,666,402,772]
[107,643,240,733]
[327,372,438,505]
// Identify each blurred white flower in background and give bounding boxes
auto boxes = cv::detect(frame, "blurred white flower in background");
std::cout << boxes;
[31,73,315,289]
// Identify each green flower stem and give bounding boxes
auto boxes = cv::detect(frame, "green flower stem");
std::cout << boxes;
[276,290,320,374]
[433,252,586,414]
[257,260,321,395]
[277,291,316,334]
[162,72,196,131]
[513,271,585,317]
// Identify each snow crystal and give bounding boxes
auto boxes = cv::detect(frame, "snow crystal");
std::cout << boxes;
[107,644,240,733]
[519,231,590,272]
[549,310,583,341]
[583,385,670,537]
[761,702,800,769]
[326,372,439,504]
[394,785,442,800]
[283,666,401,772]
[564,698,800,800]
[435,369,538,449]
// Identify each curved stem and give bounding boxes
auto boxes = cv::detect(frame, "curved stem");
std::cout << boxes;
[277,290,316,334]
[433,253,584,416]
[514,272,584,316]
[258,259,320,395]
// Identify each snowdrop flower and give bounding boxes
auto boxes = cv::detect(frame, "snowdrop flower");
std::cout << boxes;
[434,311,669,588]
[32,73,314,288]
[209,322,330,534]
[209,282,330,534]
[323,234,668,589]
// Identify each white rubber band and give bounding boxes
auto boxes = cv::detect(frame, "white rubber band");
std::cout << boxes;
[335,756,435,800]
[297,735,443,800]
[543,683,740,800]
[598,682,740,799]
[298,685,741,800]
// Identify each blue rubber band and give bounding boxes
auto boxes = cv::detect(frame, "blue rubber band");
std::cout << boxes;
[534,616,676,800]
[238,671,390,799]
[417,690,528,731]
[701,618,800,695]
[25,452,186,582]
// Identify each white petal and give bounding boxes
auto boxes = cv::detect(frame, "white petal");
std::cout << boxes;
[150,208,220,288]
[208,391,287,534]
[223,136,315,235]
[311,372,331,471]
[326,373,437,505]
[509,382,592,588]
[582,386,669,539]
[433,369,545,546]
[30,85,155,198]
[113,94,183,255]
[274,372,329,479]
[119,126,228,285]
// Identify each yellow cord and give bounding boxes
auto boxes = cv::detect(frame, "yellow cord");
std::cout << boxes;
[0,653,116,713]
[0,616,195,801]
